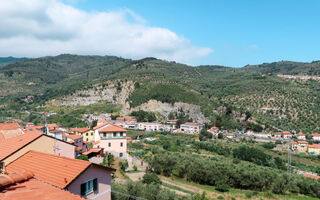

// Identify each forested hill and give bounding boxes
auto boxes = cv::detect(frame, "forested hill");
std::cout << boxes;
[1,54,320,133]
[241,60,320,75]
[0,57,28,67]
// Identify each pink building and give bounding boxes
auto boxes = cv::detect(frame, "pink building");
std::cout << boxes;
[6,151,114,200]
[66,134,88,156]
[93,123,127,158]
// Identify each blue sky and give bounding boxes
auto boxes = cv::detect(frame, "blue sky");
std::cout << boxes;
[1,0,319,67]
[67,0,320,67]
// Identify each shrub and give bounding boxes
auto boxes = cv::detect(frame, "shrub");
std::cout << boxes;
[142,173,162,185]
[215,180,230,192]
[76,155,88,161]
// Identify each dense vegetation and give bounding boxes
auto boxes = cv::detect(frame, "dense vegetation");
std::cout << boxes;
[1,54,320,133]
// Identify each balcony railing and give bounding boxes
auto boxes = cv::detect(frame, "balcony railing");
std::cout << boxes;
[101,136,125,139]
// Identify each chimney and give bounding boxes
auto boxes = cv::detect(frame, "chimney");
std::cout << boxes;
[0,162,5,174]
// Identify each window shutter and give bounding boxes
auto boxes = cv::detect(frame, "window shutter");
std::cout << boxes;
[81,183,86,196]
[93,178,98,191]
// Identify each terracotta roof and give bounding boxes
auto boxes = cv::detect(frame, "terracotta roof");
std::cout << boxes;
[308,144,320,149]
[48,123,58,130]
[297,133,305,136]
[70,128,90,133]
[66,134,83,140]
[0,129,24,142]
[184,122,200,125]
[6,151,92,188]
[76,147,82,151]
[304,174,320,179]
[25,125,45,130]
[310,133,320,137]
[291,142,298,144]
[0,132,42,161]
[0,123,21,130]
[0,172,86,200]
[282,131,292,135]
[298,141,308,144]
[98,124,127,133]
[92,140,100,145]
[93,121,115,130]
[82,149,101,156]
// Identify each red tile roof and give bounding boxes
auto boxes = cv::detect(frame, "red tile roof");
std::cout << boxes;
[98,124,127,133]
[304,174,320,179]
[0,129,24,142]
[298,141,308,144]
[184,122,200,125]
[66,134,83,140]
[82,149,101,156]
[310,133,320,137]
[0,123,21,130]
[0,172,86,200]
[93,121,115,130]
[297,133,305,136]
[308,144,320,149]
[282,131,292,135]
[48,123,58,130]
[70,128,90,133]
[6,151,92,188]
[0,132,42,161]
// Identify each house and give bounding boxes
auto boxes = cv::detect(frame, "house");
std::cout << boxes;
[208,126,219,134]
[138,122,161,132]
[25,125,46,133]
[291,141,308,152]
[0,171,86,200]
[93,123,127,158]
[254,133,272,139]
[226,133,235,139]
[0,130,75,166]
[70,128,94,142]
[273,132,282,139]
[0,123,24,142]
[297,133,306,140]
[180,122,203,134]
[307,144,320,155]
[25,122,35,127]
[48,129,63,140]
[114,117,137,129]
[167,119,177,129]
[282,131,292,139]
[66,134,88,156]
[310,133,320,141]
[6,151,114,200]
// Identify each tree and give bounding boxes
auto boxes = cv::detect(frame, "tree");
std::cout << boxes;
[119,159,128,171]
[77,155,89,161]
[215,180,230,192]
[142,173,162,185]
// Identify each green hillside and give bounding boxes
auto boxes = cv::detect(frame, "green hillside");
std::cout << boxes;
[1,55,320,133]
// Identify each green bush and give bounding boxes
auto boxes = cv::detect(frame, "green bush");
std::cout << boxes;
[142,173,162,185]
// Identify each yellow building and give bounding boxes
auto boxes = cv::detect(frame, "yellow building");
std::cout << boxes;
[70,128,94,142]
[307,144,320,155]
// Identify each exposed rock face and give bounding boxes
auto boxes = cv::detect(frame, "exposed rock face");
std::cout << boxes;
[125,100,209,124]
[46,81,135,106]
[46,81,209,123]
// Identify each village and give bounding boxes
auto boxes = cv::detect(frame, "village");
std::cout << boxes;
[1,111,320,200]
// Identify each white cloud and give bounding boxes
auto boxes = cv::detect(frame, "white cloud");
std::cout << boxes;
[0,0,212,63]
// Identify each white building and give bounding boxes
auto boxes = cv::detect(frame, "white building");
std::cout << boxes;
[180,122,203,134]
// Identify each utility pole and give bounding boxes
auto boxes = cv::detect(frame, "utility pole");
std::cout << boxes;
[288,139,292,176]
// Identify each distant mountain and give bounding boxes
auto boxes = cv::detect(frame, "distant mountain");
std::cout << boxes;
[242,61,320,75]
[1,54,320,133]
[0,57,29,67]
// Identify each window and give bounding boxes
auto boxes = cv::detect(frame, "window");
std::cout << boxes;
[86,133,88,136]
[91,132,93,136]
[113,132,117,137]
[103,133,106,138]
[120,142,123,147]
[80,178,98,196]
[108,142,111,147]
[120,132,123,137]
[86,138,88,141]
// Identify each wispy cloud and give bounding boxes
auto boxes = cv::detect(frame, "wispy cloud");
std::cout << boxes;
[0,0,212,63]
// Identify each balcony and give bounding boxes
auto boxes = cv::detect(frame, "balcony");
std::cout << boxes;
[101,135,125,139]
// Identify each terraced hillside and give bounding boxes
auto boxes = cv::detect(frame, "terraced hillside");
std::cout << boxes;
[1,55,320,133]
